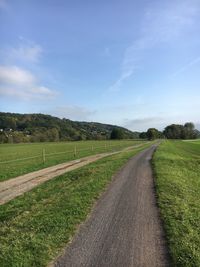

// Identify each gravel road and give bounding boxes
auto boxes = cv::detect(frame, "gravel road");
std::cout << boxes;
[53,144,170,267]
[0,144,144,205]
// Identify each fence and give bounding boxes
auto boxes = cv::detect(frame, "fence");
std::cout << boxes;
[0,142,131,165]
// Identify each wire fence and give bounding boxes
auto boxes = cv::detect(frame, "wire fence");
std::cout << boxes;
[0,142,134,165]
[0,155,41,164]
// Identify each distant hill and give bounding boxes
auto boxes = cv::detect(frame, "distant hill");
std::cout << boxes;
[0,112,140,143]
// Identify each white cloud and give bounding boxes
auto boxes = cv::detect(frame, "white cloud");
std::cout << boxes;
[0,38,58,101]
[141,2,198,43]
[109,70,134,92]
[0,86,56,100]
[0,65,57,100]
[9,43,42,63]
[109,0,200,92]
[3,39,43,63]
[30,86,54,95]
[0,65,35,85]
[49,105,96,121]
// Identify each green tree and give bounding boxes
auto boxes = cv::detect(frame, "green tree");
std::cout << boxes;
[183,122,196,139]
[12,131,25,143]
[47,128,59,142]
[164,124,184,139]
[139,132,147,139]
[163,122,198,139]
[0,112,138,143]
[110,128,124,139]
[146,128,159,140]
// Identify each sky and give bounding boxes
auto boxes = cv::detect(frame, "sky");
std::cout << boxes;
[0,0,200,131]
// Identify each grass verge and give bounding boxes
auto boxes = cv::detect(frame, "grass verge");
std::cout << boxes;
[153,140,200,266]
[0,143,150,267]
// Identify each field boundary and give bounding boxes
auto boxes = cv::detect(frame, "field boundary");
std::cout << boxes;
[0,142,131,165]
[0,143,149,205]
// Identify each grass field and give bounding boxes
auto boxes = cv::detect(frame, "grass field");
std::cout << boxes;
[153,140,200,266]
[0,140,144,181]
[183,139,200,144]
[0,143,150,267]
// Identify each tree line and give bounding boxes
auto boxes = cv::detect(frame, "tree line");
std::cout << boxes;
[0,112,139,143]
[0,112,199,143]
[139,122,200,140]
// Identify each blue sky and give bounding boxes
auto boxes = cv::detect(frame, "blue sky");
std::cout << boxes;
[0,0,200,131]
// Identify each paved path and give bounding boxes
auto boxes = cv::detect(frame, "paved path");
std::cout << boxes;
[0,144,144,205]
[53,145,170,267]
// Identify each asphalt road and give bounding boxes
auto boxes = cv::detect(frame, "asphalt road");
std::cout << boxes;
[53,145,170,267]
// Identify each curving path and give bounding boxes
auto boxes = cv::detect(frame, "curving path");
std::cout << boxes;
[53,144,170,267]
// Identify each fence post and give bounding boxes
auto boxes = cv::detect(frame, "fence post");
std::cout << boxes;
[74,145,77,157]
[42,148,46,164]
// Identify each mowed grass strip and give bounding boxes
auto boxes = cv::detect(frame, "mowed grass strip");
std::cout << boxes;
[0,140,143,181]
[153,140,200,266]
[0,144,150,267]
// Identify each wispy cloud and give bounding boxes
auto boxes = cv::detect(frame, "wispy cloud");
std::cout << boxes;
[49,105,96,121]
[109,70,134,92]
[109,0,200,92]
[0,86,56,100]
[0,65,57,100]
[123,117,165,131]
[4,38,43,63]
[9,44,42,63]
[171,56,200,77]
[0,65,35,85]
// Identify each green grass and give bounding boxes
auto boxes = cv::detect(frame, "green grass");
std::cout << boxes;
[153,140,200,266]
[183,139,200,143]
[0,143,150,267]
[0,140,144,181]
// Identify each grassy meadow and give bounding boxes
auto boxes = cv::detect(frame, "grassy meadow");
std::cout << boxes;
[0,143,151,267]
[153,140,200,266]
[0,139,144,181]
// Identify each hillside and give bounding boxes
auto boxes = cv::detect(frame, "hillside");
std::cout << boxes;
[0,112,139,143]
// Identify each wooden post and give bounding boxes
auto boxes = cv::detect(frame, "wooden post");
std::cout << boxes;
[42,148,46,164]
[74,145,77,157]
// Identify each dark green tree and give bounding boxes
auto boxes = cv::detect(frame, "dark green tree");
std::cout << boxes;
[0,112,140,143]
[164,124,184,139]
[164,122,198,139]
[146,128,160,140]
[139,132,147,139]
[183,122,196,139]
[110,128,124,139]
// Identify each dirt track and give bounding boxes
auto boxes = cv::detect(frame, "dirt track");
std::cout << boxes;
[53,144,170,267]
[0,144,144,205]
